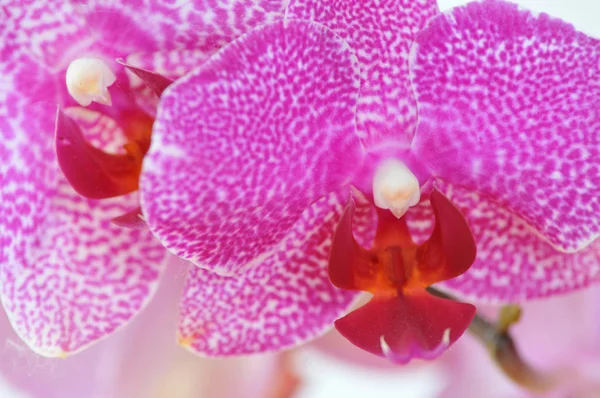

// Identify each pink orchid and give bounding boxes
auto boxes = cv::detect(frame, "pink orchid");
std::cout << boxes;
[141,0,600,362]
[0,0,286,357]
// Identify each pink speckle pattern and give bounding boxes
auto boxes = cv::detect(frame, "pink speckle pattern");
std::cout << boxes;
[430,181,600,303]
[141,20,363,275]
[1,0,275,355]
[0,92,166,356]
[410,0,600,252]
[9,0,285,67]
[178,191,359,356]
[287,0,439,145]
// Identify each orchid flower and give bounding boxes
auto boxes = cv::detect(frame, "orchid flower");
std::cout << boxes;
[141,0,600,362]
[0,0,286,357]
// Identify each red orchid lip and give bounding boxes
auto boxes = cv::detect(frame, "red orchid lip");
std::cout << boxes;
[329,188,477,363]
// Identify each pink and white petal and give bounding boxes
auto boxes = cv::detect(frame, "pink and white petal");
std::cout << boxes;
[1,81,166,357]
[4,0,287,114]
[4,0,285,66]
[2,168,167,357]
[177,191,359,356]
[410,0,600,252]
[81,0,287,52]
[0,255,184,398]
[287,0,439,146]
[141,20,363,274]
[428,182,600,302]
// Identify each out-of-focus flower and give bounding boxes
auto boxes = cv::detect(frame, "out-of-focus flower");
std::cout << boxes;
[0,0,286,357]
[141,0,600,362]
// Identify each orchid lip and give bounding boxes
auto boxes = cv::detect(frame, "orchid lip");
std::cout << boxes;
[329,189,477,363]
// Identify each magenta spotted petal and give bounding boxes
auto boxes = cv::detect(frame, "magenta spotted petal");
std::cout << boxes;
[141,20,363,275]
[430,182,600,302]
[3,0,285,69]
[0,101,166,357]
[287,0,438,145]
[411,0,600,252]
[177,192,359,355]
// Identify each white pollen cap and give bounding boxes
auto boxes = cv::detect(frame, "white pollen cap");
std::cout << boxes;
[66,57,116,107]
[372,158,421,218]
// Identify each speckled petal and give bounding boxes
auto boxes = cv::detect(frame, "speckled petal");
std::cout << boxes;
[287,0,438,145]
[410,0,600,252]
[1,62,166,356]
[2,0,285,68]
[142,20,363,275]
[425,182,600,302]
[177,191,359,356]
[1,161,167,357]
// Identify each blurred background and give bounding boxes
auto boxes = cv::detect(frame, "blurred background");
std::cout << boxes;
[1,0,599,397]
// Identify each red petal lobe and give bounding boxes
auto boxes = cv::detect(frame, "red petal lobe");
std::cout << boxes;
[55,109,141,199]
[117,59,173,97]
[416,188,476,285]
[328,198,371,291]
[334,291,475,364]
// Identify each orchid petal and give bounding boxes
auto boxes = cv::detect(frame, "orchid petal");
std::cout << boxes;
[1,172,167,357]
[79,0,287,54]
[116,60,173,97]
[10,0,284,65]
[1,66,166,356]
[416,188,476,286]
[177,192,359,356]
[142,20,363,275]
[334,293,475,364]
[287,0,439,145]
[0,256,184,398]
[410,0,600,252]
[430,182,600,302]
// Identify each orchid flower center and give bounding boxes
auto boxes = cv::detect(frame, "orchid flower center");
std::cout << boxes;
[66,57,116,107]
[372,158,420,218]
